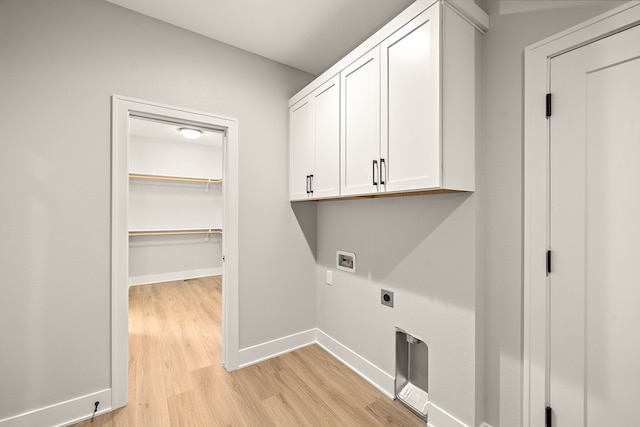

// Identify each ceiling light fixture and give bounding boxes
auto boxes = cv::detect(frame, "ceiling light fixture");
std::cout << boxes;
[179,127,203,139]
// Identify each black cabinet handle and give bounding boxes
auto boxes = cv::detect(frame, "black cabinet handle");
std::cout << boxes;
[372,160,378,186]
[309,174,314,194]
[306,175,310,194]
[380,158,386,185]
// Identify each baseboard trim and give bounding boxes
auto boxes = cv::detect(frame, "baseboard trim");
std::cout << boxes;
[0,388,111,427]
[426,400,472,427]
[315,330,473,427]
[315,329,395,398]
[129,267,222,286]
[9,330,481,427]
[239,328,474,427]
[238,328,317,368]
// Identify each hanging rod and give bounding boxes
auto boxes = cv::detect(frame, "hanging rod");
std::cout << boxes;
[129,173,222,184]
[129,228,223,237]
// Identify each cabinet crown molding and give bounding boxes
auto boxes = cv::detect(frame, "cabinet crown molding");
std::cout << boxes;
[289,0,488,107]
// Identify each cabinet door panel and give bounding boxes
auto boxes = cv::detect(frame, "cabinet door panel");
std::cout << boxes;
[313,76,340,199]
[341,49,381,196]
[290,99,314,200]
[381,6,440,192]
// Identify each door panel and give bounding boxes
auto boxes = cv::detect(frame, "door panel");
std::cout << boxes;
[341,48,380,196]
[313,76,340,199]
[550,24,640,426]
[381,6,440,192]
[290,99,313,200]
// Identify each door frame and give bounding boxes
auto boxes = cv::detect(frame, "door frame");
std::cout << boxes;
[110,96,240,409]
[523,2,640,426]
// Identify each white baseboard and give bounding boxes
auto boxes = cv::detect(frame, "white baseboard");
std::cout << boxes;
[238,328,317,368]
[129,267,222,286]
[315,329,395,398]
[316,330,473,427]
[5,330,481,427]
[426,400,473,427]
[0,389,111,427]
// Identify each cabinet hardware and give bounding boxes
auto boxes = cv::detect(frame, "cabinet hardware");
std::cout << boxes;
[380,158,386,185]
[373,160,379,186]
[306,175,310,194]
[309,174,314,194]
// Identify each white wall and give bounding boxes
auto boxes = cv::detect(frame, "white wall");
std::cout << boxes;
[0,0,315,421]
[480,1,626,426]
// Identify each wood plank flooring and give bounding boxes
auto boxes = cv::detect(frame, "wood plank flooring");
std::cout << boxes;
[73,276,423,426]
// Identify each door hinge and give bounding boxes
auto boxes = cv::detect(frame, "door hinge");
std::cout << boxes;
[546,250,552,275]
[546,93,552,118]
[546,406,552,427]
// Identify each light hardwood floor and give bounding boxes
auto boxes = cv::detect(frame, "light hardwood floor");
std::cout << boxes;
[73,276,423,426]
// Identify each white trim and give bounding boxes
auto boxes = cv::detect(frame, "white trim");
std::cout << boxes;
[238,329,317,368]
[0,389,111,427]
[128,268,223,286]
[523,3,640,427]
[316,329,395,398]
[111,95,240,411]
[446,0,489,33]
[426,401,471,427]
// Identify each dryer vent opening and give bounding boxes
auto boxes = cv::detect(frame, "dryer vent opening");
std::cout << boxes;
[395,328,428,421]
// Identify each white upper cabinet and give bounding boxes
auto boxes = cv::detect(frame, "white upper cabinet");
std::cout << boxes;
[290,97,314,200]
[289,0,488,201]
[290,75,340,200]
[313,76,340,198]
[341,48,381,196]
[381,6,440,193]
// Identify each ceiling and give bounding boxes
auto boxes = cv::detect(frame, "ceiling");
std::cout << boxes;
[104,0,415,75]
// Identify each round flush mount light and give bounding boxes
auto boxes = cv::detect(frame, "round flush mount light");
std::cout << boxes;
[179,127,203,139]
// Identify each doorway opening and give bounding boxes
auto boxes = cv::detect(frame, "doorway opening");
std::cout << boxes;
[111,96,239,410]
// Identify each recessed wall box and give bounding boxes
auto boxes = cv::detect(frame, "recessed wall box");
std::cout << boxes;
[396,328,429,422]
[336,251,356,273]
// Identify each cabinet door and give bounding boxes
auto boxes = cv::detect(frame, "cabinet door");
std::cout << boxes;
[341,48,381,196]
[290,98,314,200]
[381,5,440,192]
[312,75,340,199]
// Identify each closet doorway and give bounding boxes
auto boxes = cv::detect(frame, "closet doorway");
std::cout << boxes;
[111,96,239,410]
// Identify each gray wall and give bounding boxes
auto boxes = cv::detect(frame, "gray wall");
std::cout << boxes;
[481,1,625,426]
[316,194,479,425]
[0,0,315,419]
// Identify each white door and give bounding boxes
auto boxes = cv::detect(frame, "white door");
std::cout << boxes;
[312,75,340,199]
[290,98,314,200]
[341,48,380,196]
[549,24,640,426]
[381,5,440,193]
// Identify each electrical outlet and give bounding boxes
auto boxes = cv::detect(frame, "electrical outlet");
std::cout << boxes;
[326,269,333,285]
[381,289,394,308]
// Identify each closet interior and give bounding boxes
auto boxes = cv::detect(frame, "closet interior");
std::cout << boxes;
[127,117,223,286]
